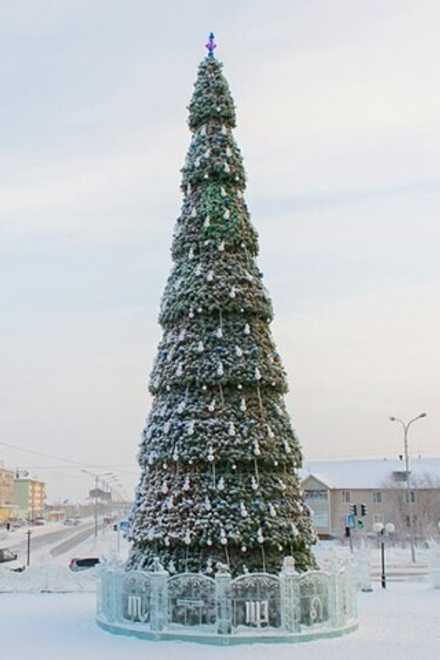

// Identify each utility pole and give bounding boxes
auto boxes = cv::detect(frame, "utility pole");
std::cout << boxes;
[81,469,112,537]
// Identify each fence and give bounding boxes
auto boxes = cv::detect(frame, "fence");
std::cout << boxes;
[97,556,358,644]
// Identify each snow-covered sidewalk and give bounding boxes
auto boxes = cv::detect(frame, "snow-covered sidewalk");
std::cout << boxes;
[0,581,438,660]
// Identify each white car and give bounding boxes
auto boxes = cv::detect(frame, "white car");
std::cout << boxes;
[0,547,25,572]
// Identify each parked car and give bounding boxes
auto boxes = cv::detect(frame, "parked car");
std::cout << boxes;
[68,557,100,572]
[9,520,24,530]
[0,548,25,572]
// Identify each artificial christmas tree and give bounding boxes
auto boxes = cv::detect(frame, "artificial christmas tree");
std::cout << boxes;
[127,35,317,576]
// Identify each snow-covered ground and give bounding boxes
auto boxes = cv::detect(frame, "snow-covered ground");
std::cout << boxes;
[1,531,439,658]
[0,581,438,660]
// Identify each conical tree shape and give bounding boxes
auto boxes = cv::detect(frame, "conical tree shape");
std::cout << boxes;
[127,48,317,576]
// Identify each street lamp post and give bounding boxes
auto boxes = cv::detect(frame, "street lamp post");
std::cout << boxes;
[81,470,112,537]
[389,413,427,563]
[26,528,32,567]
[373,522,395,589]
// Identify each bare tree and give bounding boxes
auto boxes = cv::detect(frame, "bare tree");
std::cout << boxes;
[382,472,440,544]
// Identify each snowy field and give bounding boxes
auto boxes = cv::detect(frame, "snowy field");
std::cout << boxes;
[0,582,439,660]
[1,527,439,659]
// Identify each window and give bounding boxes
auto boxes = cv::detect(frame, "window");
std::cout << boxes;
[305,490,328,501]
[373,491,382,504]
[342,491,351,503]
[392,471,408,482]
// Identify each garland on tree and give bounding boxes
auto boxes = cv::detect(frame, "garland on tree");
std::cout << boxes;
[127,35,317,576]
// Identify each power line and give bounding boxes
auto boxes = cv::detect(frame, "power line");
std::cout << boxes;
[0,440,100,467]
[0,440,137,472]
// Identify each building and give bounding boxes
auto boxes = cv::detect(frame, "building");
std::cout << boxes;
[300,458,440,540]
[0,463,17,521]
[13,474,46,521]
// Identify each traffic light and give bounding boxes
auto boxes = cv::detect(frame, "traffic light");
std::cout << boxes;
[358,520,364,529]
[360,504,368,517]
[350,504,358,516]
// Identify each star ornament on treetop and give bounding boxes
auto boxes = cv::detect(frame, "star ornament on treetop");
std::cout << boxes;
[205,32,217,57]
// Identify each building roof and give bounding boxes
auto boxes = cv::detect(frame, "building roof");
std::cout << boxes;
[300,457,440,490]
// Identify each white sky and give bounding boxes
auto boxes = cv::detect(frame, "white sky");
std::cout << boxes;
[1,0,439,502]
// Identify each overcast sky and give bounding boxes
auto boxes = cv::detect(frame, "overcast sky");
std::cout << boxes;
[1,0,439,503]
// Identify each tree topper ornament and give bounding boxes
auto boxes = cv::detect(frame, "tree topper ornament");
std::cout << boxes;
[205,32,217,58]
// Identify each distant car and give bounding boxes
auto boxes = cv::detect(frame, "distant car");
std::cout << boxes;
[68,557,100,572]
[33,518,46,526]
[10,521,24,530]
[0,548,25,572]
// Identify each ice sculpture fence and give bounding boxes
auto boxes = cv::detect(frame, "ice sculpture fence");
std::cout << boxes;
[97,557,358,644]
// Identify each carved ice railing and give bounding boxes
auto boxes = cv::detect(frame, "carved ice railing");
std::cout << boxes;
[97,557,358,643]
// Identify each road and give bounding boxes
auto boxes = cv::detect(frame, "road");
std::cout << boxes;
[2,521,99,560]
[50,523,103,557]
